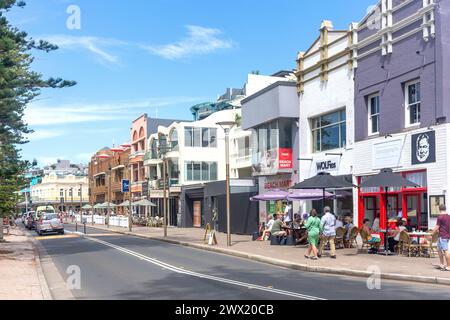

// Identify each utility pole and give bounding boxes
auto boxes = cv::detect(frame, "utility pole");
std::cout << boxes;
[163,158,167,238]
[128,164,133,232]
[107,167,111,228]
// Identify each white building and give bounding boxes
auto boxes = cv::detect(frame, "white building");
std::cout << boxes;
[296,20,358,216]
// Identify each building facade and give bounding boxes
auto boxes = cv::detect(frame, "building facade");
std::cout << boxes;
[241,78,300,223]
[295,20,357,217]
[353,0,450,230]
[89,147,131,214]
[30,172,89,212]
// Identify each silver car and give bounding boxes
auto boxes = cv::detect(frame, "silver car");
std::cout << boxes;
[35,213,64,236]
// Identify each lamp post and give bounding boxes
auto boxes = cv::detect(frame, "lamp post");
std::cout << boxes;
[79,183,83,229]
[107,166,112,228]
[128,164,133,232]
[158,141,171,238]
[216,120,237,247]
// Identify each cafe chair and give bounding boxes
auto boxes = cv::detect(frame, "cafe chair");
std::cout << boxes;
[360,228,380,253]
[345,226,359,248]
[335,227,346,249]
[399,231,421,257]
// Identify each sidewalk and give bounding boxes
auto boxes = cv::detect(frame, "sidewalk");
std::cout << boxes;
[0,227,52,300]
[77,223,450,286]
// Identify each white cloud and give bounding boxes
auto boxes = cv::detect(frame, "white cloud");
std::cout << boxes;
[27,129,65,141]
[24,96,206,126]
[142,25,236,60]
[42,35,127,65]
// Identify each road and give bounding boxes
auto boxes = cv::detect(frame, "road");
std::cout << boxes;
[29,224,449,300]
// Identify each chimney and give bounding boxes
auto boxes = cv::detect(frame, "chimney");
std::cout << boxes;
[321,20,333,30]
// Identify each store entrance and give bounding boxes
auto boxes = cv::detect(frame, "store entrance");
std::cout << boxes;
[405,192,428,231]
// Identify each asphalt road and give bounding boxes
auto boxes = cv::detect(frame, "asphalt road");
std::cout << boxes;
[28,224,450,300]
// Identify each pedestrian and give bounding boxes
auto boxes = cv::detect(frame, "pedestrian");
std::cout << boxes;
[304,209,321,260]
[319,206,337,259]
[432,204,450,271]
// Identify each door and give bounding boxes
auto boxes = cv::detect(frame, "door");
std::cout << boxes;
[193,201,201,228]
[405,194,422,230]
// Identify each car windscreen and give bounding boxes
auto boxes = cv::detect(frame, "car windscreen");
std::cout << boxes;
[43,214,58,221]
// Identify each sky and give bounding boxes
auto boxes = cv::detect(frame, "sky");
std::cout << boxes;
[7,0,376,166]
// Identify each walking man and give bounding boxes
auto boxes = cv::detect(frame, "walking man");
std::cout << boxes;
[319,206,337,259]
[433,204,450,271]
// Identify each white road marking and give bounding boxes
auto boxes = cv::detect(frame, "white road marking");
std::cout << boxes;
[66,230,326,300]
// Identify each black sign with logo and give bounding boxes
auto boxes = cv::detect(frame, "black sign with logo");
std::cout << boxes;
[412,131,436,165]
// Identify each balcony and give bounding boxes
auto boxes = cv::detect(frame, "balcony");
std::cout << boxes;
[149,178,180,190]
[231,152,252,169]
[144,152,162,166]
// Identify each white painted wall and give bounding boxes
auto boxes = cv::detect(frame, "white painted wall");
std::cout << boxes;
[353,124,449,228]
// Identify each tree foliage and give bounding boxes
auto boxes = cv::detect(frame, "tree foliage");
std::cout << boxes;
[0,0,76,218]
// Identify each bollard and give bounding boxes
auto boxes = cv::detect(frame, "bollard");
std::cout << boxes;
[84,223,86,235]
[75,222,78,232]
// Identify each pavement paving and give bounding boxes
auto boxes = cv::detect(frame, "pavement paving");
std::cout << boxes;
[71,222,450,285]
[28,224,450,300]
[0,226,51,300]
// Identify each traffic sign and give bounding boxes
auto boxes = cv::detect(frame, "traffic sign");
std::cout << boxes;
[121,179,130,193]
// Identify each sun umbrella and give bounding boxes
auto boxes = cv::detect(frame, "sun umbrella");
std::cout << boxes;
[287,189,335,201]
[292,172,357,212]
[360,168,420,255]
[117,200,131,207]
[250,189,289,202]
[82,204,92,209]
[101,202,117,208]
[133,199,156,207]
[93,203,104,209]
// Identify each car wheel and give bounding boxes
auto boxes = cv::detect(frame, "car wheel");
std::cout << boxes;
[59,230,65,235]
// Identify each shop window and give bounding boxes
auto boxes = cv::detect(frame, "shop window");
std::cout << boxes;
[405,81,421,126]
[368,94,380,135]
[311,109,346,153]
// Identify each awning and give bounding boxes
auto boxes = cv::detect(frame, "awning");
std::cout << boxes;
[94,172,106,178]
[111,165,125,171]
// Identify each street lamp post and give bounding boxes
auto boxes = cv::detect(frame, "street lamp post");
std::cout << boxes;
[107,166,112,228]
[163,157,167,238]
[79,183,83,232]
[216,120,237,247]
[128,164,133,232]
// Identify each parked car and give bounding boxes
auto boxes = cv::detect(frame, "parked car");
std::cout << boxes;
[35,213,64,236]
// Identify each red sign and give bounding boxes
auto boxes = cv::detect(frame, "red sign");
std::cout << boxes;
[278,148,293,170]
[264,179,293,190]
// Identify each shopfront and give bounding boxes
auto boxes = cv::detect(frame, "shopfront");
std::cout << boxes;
[358,170,429,231]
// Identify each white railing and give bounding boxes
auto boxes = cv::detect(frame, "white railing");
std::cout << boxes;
[75,214,129,229]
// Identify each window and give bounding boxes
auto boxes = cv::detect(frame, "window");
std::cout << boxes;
[151,139,158,159]
[69,188,73,197]
[368,95,380,135]
[185,162,218,181]
[405,81,421,126]
[170,129,179,151]
[238,136,251,158]
[60,189,64,197]
[311,109,346,153]
[185,127,217,148]
[78,188,81,197]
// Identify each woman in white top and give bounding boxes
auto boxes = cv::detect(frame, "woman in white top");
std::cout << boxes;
[259,214,274,241]
[388,219,407,253]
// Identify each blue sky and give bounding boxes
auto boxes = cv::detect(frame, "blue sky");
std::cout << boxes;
[8,0,376,166]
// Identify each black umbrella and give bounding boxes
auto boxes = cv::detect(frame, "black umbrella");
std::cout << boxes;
[360,168,420,255]
[292,172,357,212]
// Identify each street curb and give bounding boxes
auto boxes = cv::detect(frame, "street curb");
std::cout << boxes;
[79,224,450,286]
[23,230,53,300]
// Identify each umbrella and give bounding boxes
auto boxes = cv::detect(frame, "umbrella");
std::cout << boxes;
[93,203,104,209]
[117,200,131,207]
[292,172,357,212]
[82,204,92,209]
[287,189,334,201]
[133,199,156,207]
[101,202,117,208]
[250,189,289,202]
[360,168,420,255]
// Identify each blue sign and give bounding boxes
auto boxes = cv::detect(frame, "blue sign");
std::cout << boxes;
[121,179,130,193]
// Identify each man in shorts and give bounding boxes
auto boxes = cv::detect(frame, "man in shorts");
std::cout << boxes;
[433,204,450,271]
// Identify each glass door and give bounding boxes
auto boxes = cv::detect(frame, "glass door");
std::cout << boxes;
[406,194,420,231]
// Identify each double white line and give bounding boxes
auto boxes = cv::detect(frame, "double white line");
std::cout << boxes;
[67,230,326,300]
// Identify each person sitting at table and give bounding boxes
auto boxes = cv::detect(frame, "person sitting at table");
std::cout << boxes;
[270,212,288,238]
[335,215,344,230]
[292,214,302,229]
[344,215,354,247]
[259,214,275,241]
[372,214,380,233]
[388,219,407,253]
[362,218,381,245]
